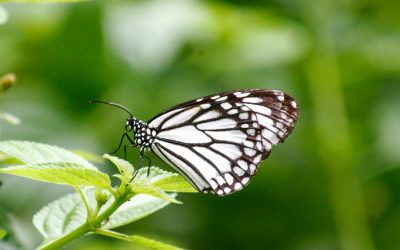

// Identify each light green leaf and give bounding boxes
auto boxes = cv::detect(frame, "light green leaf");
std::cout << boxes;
[33,192,87,241]
[73,150,104,164]
[104,156,196,194]
[94,229,183,250]
[130,166,196,202]
[0,162,111,189]
[129,235,183,250]
[0,152,16,164]
[134,166,197,193]
[152,175,197,193]
[0,112,20,125]
[130,183,181,204]
[103,154,134,181]
[134,166,176,183]
[103,193,176,230]
[34,188,175,241]
[0,227,6,239]
[0,140,96,169]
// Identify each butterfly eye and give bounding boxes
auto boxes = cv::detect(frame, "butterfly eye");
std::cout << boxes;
[125,124,133,131]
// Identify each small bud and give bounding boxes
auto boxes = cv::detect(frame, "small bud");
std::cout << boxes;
[95,188,111,207]
[0,73,17,92]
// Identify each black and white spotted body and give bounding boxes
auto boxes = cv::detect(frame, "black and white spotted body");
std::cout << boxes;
[120,89,299,196]
[126,118,157,149]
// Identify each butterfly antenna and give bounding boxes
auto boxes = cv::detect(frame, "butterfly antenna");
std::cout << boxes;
[89,100,133,117]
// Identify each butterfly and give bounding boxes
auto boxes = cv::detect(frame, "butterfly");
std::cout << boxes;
[91,89,299,196]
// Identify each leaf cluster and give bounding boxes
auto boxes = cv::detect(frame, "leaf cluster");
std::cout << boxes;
[0,141,197,249]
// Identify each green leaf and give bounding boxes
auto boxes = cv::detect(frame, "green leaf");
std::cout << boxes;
[94,229,183,250]
[134,166,176,183]
[152,175,197,193]
[128,166,198,203]
[0,140,96,169]
[129,235,183,250]
[134,166,197,193]
[130,183,181,204]
[0,227,6,239]
[34,188,175,241]
[0,152,15,164]
[103,193,176,230]
[0,162,111,189]
[33,192,87,241]
[103,154,134,182]
[104,155,196,194]
[73,150,104,164]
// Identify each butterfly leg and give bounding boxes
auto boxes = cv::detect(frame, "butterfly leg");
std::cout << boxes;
[139,148,152,176]
[145,155,152,176]
[123,144,135,160]
[110,133,136,160]
[127,149,148,183]
[128,168,141,184]
[109,132,132,154]
[122,144,139,183]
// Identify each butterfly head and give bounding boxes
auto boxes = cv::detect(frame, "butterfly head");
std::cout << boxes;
[89,100,139,132]
[125,117,146,133]
[125,117,137,132]
[90,100,157,148]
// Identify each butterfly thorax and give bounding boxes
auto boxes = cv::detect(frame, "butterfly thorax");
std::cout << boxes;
[127,118,157,148]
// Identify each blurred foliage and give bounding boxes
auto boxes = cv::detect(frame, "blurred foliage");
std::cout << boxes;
[0,227,6,239]
[0,0,399,249]
[0,73,19,136]
[0,73,16,92]
[0,5,8,24]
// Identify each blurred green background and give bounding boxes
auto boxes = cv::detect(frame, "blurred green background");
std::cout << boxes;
[1,0,400,249]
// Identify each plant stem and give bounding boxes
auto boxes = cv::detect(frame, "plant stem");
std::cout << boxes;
[36,193,128,250]
[36,222,91,250]
[301,1,374,249]
[76,187,93,219]
[94,228,131,241]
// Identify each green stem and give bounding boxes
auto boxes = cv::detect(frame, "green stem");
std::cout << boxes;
[75,187,93,219]
[36,194,128,250]
[94,228,131,242]
[301,1,374,249]
[36,222,91,250]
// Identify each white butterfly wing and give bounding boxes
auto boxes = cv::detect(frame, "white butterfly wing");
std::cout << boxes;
[148,89,299,196]
[236,89,299,159]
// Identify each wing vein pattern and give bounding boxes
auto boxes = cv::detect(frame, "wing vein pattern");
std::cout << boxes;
[148,89,299,196]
